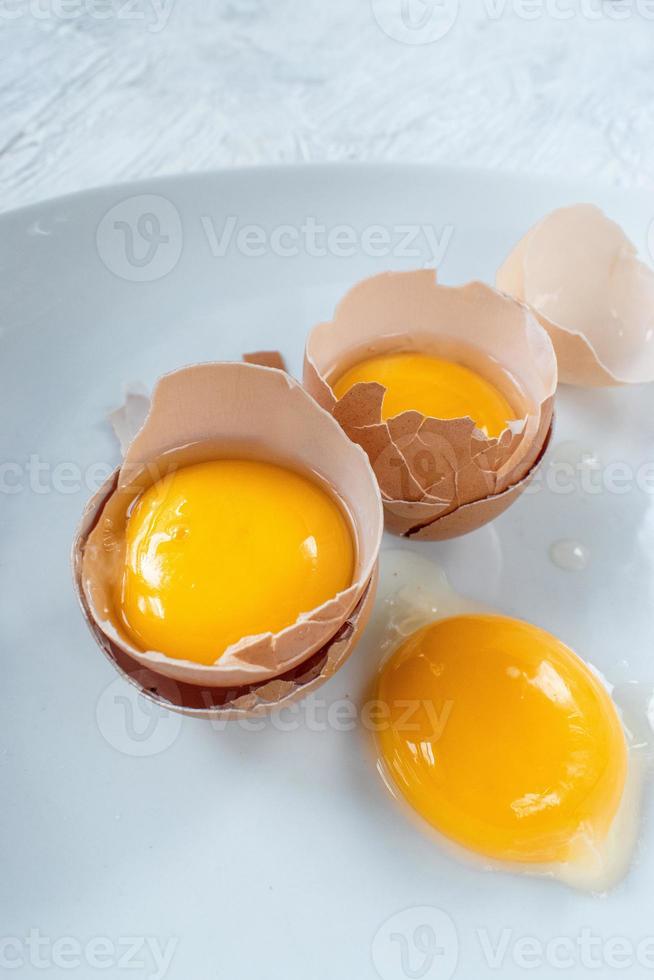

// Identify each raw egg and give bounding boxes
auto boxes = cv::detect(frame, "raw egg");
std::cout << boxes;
[117,459,355,665]
[73,361,384,717]
[304,271,557,540]
[370,550,643,891]
[331,351,515,437]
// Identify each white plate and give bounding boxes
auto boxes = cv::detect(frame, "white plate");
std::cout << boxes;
[2,164,654,980]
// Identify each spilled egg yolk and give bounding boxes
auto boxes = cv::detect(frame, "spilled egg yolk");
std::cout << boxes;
[332,352,515,437]
[375,615,627,865]
[117,459,355,665]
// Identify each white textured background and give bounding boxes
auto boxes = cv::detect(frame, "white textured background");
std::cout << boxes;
[1,0,653,209]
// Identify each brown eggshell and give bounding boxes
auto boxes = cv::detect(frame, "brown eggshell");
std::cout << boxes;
[73,361,383,691]
[304,270,557,539]
[496,204,654,386]
[76,529,378,719]
[395,418,553,540]
[242,350,288,372]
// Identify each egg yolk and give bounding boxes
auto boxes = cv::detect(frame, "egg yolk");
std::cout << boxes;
[332,352,515,437]
[375,615,627,864]
[117,460,355,664]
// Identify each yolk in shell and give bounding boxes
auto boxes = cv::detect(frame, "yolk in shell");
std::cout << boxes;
[117,459,355,664]
[375,614,627,864]
[332,352,515,437]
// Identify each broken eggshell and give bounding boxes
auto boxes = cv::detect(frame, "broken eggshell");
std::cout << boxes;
[303,270,557,540]
[107,381,150,455]
[77,488,378,720]
[72,361,384,711]
[496,204,654,387]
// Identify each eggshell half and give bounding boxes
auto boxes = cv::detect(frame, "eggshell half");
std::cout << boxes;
[73,361,384,691]
[304,270,557,539]
[76,521,378,719]
[496,204,654,386]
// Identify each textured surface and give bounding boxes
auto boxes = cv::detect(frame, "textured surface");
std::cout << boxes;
[1,0,653,211]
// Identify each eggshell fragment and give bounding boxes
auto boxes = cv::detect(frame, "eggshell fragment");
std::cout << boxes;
[242,350,288,372]
[73,361,383,698]
[107,382,150,454]
[304,271,557,539]
[496,204,654,386]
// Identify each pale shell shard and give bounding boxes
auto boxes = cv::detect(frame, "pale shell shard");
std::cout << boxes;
[73,361,383,696]
[304,270,557,539]
[496,204,654,387]
[107,382,150,454]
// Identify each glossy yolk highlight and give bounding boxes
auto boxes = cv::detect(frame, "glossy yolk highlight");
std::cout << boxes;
[376,615,627,864]
[332,352,515,437]
[117,460,354,664]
